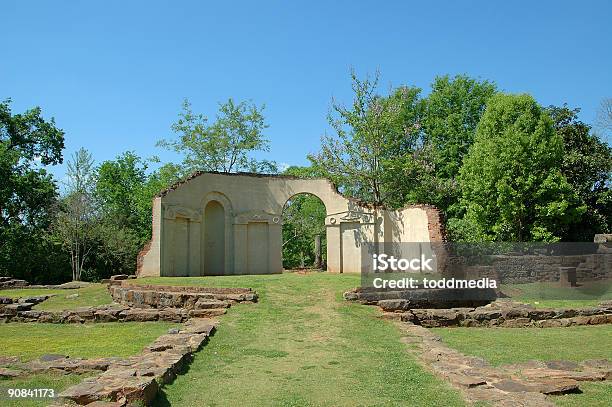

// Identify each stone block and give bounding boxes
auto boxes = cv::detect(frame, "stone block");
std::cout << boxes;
[0,368,22,378]
[472,309,502,321]
[534,378,580,395]
[446,373,487,388]
[158,308,188,322]
[5,303,33,312]
[194,298,230,310]
[500,317,532,328]
[569,316,592,325]
[124,309,159,322]
[94,309,121,322]
[188,308,227,318]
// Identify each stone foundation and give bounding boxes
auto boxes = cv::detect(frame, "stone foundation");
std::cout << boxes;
[458,252,611,284]
[397,322,611,406]
[0,318,219,405]
[108,282,257,309]
[344,287,497,308]
[394,300,612,328]
[0,276,29,289]
[0,304,226,324]
[58,319,217,405]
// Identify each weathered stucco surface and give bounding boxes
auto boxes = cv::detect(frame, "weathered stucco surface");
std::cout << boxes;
[138,172,442,277]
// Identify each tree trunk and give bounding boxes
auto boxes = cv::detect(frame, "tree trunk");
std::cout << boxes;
[314,234,322,269]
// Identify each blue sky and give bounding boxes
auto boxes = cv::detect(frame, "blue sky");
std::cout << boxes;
[3,1,611,180]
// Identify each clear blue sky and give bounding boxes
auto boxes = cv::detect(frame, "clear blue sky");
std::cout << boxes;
[3,1,611,180]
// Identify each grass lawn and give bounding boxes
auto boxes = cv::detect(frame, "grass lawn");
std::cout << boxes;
[552,382,612,407]
[0,322,176,361]
[432,326,612,407]
[0,373,89,407]
[0,284,113,311]
[431,325,612,366]
[139,273,465,407]
[500,280,612,308]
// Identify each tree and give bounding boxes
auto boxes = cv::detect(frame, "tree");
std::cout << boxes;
[0,99,68,282]
[97,152,150,239]
[400,75,497,214]
[310,71,422,206]
[158,98,277,174]
[423,75,497,179]
[91,153,181,278]
[453,94,585,242]
[53,148,98,281]
[547,105,611,240]
[596,98,612,136]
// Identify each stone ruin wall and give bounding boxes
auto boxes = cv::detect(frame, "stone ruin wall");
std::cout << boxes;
[450,249,611,284]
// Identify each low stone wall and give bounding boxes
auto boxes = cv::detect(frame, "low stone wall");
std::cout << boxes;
[58,319,217,405]
[396,300,612,328]
[0,276,28,289]
[398,322,611,406]
[0,304,226,324]
[108,283,258,309]
[344,287,497,308]
[459,252,611,284]
[0,295,54,314]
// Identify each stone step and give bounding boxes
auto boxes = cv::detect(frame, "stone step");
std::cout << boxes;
[194,298,230,309]
[188,308,227,318]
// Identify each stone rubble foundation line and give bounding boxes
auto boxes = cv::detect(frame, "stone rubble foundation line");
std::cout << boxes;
[397,321,611,407]
[56,318,217,406]
[0,282,259,406]
[0,282,259,324]
[390,299,612,328]
[344,286,612,329]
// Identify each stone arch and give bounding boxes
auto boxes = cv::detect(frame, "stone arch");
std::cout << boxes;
[274,180,342,217]
[281,192,328,270]
[201,192,233,275]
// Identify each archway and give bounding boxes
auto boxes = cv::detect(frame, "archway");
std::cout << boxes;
[282,193,327,271]
[203,200,225,275]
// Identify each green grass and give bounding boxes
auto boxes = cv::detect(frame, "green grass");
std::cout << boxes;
[500,280,612,308]
[0,372,90,407]
[431,325,612,366]
[0,284,113,311]
[552,382,612,407]
[0,322,176,362]
[141,273,465,407]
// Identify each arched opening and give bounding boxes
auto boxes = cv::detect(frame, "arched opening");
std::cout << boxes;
[203,200,225,275]
[282,193,327,271]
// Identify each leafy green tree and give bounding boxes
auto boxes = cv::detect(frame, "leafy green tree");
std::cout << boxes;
[398,75,497,214]
[546,105,611,240]
[97,152,149,239]
[310,71,422,206]
[0,99,69,282]
[423,75,497,179]
[452,93,585,242]
[53,148,98,281]
[158,98,277,174]
[92,153,181,278]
